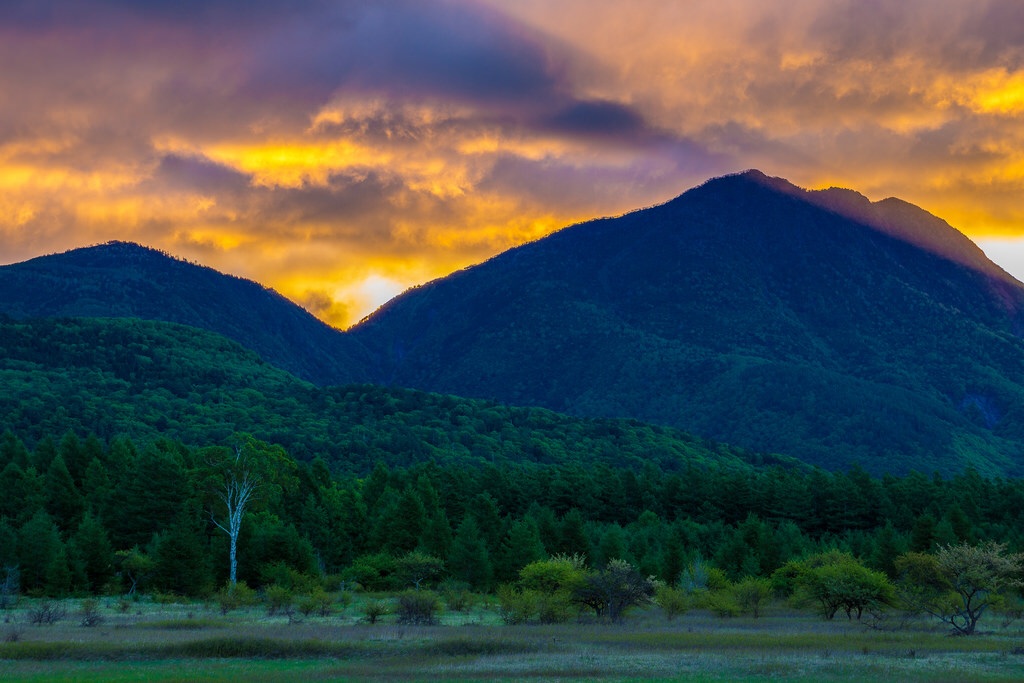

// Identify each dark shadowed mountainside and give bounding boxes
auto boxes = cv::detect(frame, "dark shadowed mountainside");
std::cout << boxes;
[0,241,371,384]
[350,171,1024,476]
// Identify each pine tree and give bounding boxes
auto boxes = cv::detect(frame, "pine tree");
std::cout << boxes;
[598,524,627,567]
[0,430,29,469]
[17,510,64,594]
[448,516,493,591]
[495,518,546,583]
[150,503,212,596]
[44,454,85,531]
[558,509,590,559]
[71,511,115,592]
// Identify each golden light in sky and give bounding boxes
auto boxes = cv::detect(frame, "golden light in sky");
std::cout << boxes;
[2,1,1024,327]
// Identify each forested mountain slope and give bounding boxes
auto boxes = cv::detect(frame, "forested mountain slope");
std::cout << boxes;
[0,316,774,475]
[350,171,1024,475]
[0,241,370,385]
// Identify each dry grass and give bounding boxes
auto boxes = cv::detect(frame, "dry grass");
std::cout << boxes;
[1,598,1024,681]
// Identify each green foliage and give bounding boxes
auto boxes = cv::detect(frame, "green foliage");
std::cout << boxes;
[395,551,444,590]
[214,581,257,615]
[495,584,537,625]
[345,553,399,592]
[297,589,335,618]
[654,584,689,621]
[573,559,656,623]
[731,576,772,618]
[783,551,896,620]
[896,542,1024,635]
[264,585,294,617]
[361,598,390,624]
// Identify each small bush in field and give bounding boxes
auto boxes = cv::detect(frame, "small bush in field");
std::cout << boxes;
[655,585,690,621]
[337,591,353,613]
[704,591,741,618]
[298,589,335,618]
[264,585,294,617]
[732,577,772,618]
[440,581,475,612]
[27,601,68,625]
[214,582,257,615]
[496,584,536,625]
[395,590,441,625]
[362,598,390,624]
[79,599,104,627]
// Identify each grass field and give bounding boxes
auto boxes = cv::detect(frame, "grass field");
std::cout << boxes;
[3,597,1024,681]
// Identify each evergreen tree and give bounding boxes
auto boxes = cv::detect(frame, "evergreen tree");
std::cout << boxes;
[558,509,590,559]
[44,454,85,531]
[82,458,113,520]
[31,436,57,474]
[0,430,29,469]
[0,463,42,524]
[467,493,503,555]
[17,510,64,594]
[0,518,17,568]
[869,521,904,578]
[70,511,115,592]
[449,516,492,590]
[373,486,425,555]
[495,517,546,583]
[58,431,88,487]
[661,530,686,585]
[598,524,627,567]
[149,503,212,596]
[910,513,938,552]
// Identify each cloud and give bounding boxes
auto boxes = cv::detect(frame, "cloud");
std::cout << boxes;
[2,0,1024,325]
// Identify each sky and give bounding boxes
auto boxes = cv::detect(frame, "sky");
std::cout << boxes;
[2,0,1024,328]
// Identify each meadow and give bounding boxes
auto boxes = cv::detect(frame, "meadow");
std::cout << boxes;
[3,597,1024,682]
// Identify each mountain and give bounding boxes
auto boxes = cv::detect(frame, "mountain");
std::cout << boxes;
[0,241,370,385]
[0,315,773,475]
[5,172,1024,476]
[350,171,1024,476]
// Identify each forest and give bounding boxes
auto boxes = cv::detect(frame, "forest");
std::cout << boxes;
[3,428,1022,619]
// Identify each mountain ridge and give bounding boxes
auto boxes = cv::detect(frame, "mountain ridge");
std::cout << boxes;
[4,171,1024,475]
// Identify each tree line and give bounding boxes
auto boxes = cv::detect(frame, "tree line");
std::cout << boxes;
[2,429,1023,608]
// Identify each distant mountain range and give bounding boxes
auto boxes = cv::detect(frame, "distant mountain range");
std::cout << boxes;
[4,171,1023,476]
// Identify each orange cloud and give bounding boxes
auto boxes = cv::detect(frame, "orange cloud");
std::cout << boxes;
[2,0,1024,326]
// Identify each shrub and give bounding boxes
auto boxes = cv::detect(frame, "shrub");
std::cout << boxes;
[495,584,536,625]
[79,599,104,628]
[214,582,257,615]
[395,590,441,625]
[27,601,68,625]
[298,589,334,618]
[704,591,741,618]
[345,554,399,592]
[440,580,475,612]
[361,598,390,624]
[259,563,321,595]
[655,585,689,621]
[264,585,294,617]
[732,577,772,618]
[573,559,656,623]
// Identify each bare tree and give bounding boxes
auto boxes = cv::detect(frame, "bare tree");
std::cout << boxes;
[205,436,295,591]
[210,445,259,590]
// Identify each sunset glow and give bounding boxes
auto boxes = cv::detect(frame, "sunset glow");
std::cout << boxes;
[2,1,1024,327]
